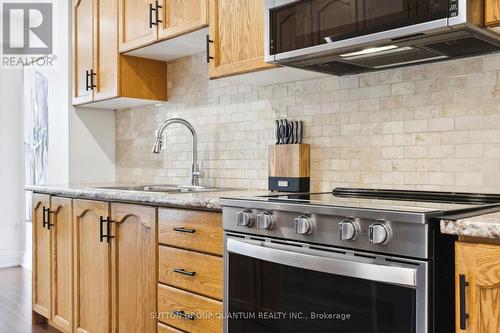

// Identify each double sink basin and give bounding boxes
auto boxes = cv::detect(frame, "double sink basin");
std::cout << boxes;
[93,184,228,194]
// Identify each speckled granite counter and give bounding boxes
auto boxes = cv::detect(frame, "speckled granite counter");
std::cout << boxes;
[26,184,274,211]
[441,213,500,239]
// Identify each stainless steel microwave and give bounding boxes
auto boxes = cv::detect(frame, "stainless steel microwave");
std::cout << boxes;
[264,0,500,75]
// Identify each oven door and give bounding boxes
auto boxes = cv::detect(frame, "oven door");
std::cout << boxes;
[265,0,451,62]
[224,236,428,333]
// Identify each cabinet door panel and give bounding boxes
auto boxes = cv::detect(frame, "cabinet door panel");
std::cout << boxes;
[455,242,500,333]
[111,204,157,333]
[119,0,158,52]
[208,0,274,78]
[32,194,51,318]
[158,0,207,40]
[51,197,73,333]
[73,200,111,333]
[94,0,119,101]
[485,0,500,27]
[73,0,94,105]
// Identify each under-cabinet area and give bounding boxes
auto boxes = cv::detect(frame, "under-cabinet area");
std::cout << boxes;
[31,192,223,333]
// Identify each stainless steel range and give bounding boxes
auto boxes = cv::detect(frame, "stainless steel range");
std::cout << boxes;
[221,188,500,333]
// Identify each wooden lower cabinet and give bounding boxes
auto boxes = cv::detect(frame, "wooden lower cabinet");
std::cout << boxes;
[111,203,157,333]
[158,322,185,333]
[32,194,221,333]
[159,246,222,300]
[158,284,222,333]
[158,208,223,255]
[455,241,500,333]
[157,208,223,333]
[32,194,52,319]
[51,197,74,332]
[73,199,112,333]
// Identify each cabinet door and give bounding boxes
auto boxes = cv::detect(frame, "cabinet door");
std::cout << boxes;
[111,203,157,333]
[119,0,158,53]
[455,242,500,333]
[94,0,119,101]
[73,0,94,105]
[157,0,208,40]
[485,0,500,27]
[73,200,111,333]
[32,194,51,319]
[50,197,73,333]
[208,0,274,79]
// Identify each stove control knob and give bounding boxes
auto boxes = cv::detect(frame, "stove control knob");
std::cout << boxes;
[257,211,275,230]
[237,210,253,227]
[369,223,390,245]
[339,219,357,241]
[294,216,312,235]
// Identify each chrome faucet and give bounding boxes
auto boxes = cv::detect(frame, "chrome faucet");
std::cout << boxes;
[152,118,202,187]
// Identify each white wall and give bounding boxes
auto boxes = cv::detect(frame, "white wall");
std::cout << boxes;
[69,107,116,183]
[0,69,25,268]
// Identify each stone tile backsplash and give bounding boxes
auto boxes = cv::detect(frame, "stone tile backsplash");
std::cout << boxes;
[116,53,500,192]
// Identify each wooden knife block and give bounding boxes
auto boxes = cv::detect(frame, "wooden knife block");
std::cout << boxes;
[268,144,310,192]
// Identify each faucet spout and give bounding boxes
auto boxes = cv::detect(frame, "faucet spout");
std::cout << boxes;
[152,118,202,186]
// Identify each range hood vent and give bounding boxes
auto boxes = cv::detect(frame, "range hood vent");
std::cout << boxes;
[424,35,500,56]
[345,47,447,69]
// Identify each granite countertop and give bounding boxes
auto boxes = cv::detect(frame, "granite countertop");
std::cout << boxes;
[441,213,500,239]
[26,183,274,211]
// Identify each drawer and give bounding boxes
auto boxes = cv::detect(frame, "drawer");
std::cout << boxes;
[159,246,223,300]
[158,208,222,255]
[158,322,184,333]
[158,284,222,333]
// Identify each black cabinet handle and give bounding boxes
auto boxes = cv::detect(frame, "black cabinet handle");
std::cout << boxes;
[85,70,90,91]
[155,0,162,24]
[89,69,96,90]
[100,217,114,243]
[459,274,469,330]
[42,206,47,228]
[173,268,196,277]
[206,35,213,63]
[42,207,53,229]
[149,3,156,28]
[46,208,54,230]
[99,216,106,242]
[106,217,114,243]
[173,310,195,321]
[173,227,196,234]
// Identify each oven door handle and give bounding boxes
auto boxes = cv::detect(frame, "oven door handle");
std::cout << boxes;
[227,238,417,287]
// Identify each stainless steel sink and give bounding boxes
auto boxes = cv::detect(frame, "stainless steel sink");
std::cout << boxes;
[92,184,229,193]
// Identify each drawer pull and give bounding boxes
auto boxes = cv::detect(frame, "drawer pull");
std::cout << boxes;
[173,310,195,321]
[173,227,196,234]
[173,268,196,277]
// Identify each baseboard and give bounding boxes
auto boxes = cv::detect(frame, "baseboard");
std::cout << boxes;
[0,253,23,268]
[22,252,32,270]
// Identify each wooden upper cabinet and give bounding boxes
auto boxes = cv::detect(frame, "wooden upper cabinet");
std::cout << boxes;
[94,0,119,101]
[72,0,94,105]
[111,203,157,333]
[158,0,208,40]
[208,0,275,79]
[118,0,158,52]
[485,0,500,27]
[455,241,500,333]
[32,194,51,319]
[73,0,168,109]
[50,197,73,333]
[73,200,111,333]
